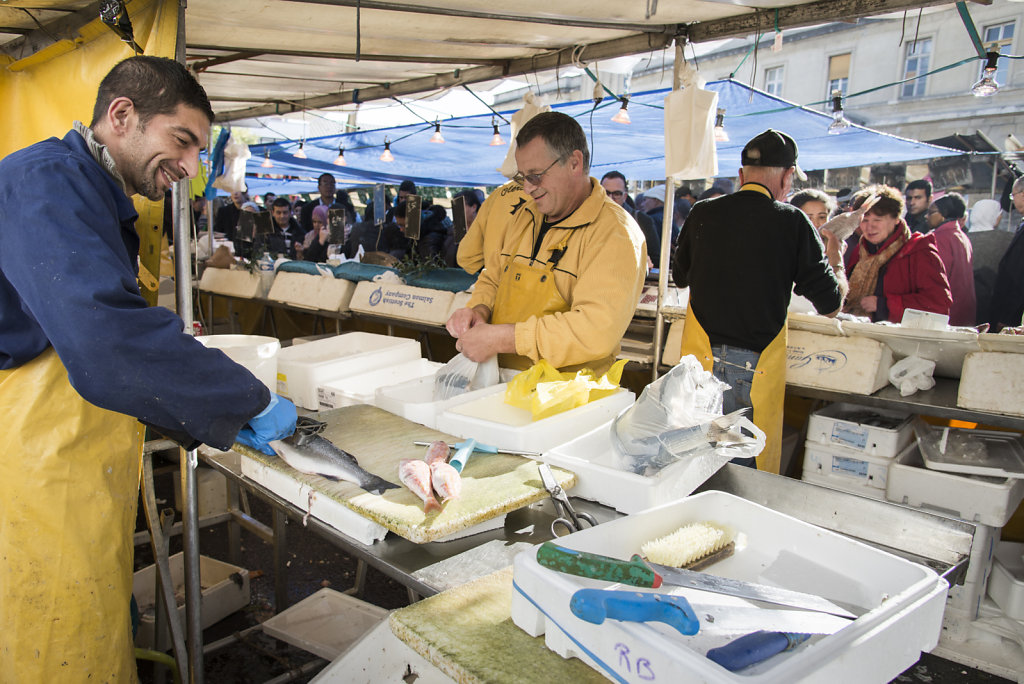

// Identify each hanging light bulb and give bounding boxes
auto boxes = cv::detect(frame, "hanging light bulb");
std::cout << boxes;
[489,119,505,146]
[972,51,1001,97]
[293,141,308,159]
[260,150,273,168]
[611,97,631,124]
[713,108,729,142]
[333,146,347,166]
[429,120,445,144]
[379,139,395,162]
[827,90,851,135]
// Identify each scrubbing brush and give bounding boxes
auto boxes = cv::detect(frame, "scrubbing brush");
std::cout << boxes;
[641,521,735,571]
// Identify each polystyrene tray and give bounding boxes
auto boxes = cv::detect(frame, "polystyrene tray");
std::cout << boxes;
[541,421,731,514]
[787,311,844,337]
[801,441,891,500]
[511,491,947,684]
[978,332,1024,353]
[317,359,443,409]
[262,588,388,660]
[374,376,500,429]
[841,320,979,379]
[436,385,635,454]
[918,428,1024,479]
[807,402,914,458]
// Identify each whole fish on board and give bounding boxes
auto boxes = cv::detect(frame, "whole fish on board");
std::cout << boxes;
[817,194,879,242]
[399,458,442,513]
[269,417,399,495]
[424,440,450,466]
[430,461,462,502]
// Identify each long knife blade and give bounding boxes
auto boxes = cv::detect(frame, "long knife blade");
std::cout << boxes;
[536,542,860,619]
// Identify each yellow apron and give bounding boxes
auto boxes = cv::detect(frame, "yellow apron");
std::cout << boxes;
[0,347,141,683]
[490,235,614,375]
[679,307,787,474]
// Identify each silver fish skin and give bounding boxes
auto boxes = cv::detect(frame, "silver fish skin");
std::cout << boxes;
[270,434,399,495]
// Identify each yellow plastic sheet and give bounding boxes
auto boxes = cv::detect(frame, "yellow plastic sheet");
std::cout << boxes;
[505,359,627,421]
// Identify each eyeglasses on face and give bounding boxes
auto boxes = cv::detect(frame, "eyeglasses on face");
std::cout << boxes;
[513,156,564,187]
[606,189,625,198]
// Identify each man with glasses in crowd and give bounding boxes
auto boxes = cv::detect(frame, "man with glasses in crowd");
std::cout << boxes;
[601,170,658,268]
[446,111,646,375]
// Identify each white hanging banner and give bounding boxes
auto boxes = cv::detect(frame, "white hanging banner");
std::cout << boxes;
[497,91,551,179]
[212,131,251,194]
[664,62,718,180]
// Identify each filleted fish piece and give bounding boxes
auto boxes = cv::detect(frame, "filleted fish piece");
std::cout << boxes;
[269,417,399,495]
[399,458,441,513]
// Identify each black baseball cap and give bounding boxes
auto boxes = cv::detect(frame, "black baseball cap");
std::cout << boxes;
[741,129,807,180]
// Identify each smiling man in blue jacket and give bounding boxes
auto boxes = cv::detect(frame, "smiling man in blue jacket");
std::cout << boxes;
[0,56,295,681]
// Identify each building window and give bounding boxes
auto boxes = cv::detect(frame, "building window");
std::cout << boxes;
[827,53,851,104]
[900,38,932,98]
[982,21,1015,85]
[764,66,784,96]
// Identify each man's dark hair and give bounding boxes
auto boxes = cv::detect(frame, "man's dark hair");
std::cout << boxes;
[453,189,484,209]
[393,201,407,219]
[91,56,214,127]
[933,192,967,220]
[271,197,292,210]
[516,111,590,172]
[263,192,276,204]
[676,185,694,200]
[905,179,933,199]
[318,173,336,184]
[399,179,417,194]
[790,188,836,213]
[600,171,626,184]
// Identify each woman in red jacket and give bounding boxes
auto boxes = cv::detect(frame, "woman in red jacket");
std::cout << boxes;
[844,184,952,323]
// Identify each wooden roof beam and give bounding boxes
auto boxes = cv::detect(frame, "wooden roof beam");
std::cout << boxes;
[0,1,99,61]
[188,44,510,67]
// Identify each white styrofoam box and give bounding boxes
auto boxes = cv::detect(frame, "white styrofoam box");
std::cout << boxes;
[262,588,388,660]
[786,329,894,395]
[446,291,472,319]
[172,466,229,518]
[934,598,1024,678]
[807,402,914,458]
[541,420,730,514]
[511,491,948,684]
[886,443,1024,527]
[946,523,997,619]
[239,452,505,544]
[437,385,635,454]
[199,266,273,299]
[318,359,443,409]
[197,334,280,392]
[133,553,249,651]
[276,332,421,410]
[988,542,1024,621]
[802,441,892,499]
[374,376,498,429]
[787,311,844,336]
[268,271,356,312]
[660,318,685,366]
[842,319,979,379]
[349,280,455,325]
[958,351,1024,417]
[312,620,450,684]
[978,332,1024,353]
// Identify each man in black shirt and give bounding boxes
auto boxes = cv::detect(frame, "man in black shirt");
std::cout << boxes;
[672,129,847,474]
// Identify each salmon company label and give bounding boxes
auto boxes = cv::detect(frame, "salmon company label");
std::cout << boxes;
[369,286,383,306]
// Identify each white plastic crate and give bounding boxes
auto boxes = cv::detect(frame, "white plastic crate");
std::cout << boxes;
[885,443,1024,527]
[511,491,948,684]
[842,319,979,379]
[133,553,249,651]
[786,329,894,395]
[262,588,388,660]
[317,359,442,409]
[276,332,420,409]
[542,420,730,514]
[807,402,914,458]
[988,542,1024,621]
[374,375,498,429]
[436,385,635,454]
[801,441,891,499]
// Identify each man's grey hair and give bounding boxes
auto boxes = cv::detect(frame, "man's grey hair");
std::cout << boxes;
[741,165,787,186]
[516,111,590,173]
[1014,176,1024,193]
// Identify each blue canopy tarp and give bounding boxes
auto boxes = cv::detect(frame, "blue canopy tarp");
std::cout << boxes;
[238,79,961,189]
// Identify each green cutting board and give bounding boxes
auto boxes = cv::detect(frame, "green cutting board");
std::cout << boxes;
[237,404,575,544]
[390,567,606,684]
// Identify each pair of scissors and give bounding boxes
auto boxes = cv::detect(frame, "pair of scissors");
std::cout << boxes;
[538,463,598,537]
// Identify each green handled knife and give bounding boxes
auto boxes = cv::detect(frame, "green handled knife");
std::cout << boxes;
[536,542,860,620]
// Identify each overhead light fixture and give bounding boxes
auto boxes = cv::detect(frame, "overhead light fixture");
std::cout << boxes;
[827,90,851,135]
[972,51,1001,97]
[489,118,505,146]
[333,146,347,166]
[429,120,445,144]
[293,141,308,159]
[379,139,395,162]
[611,97,631,124]
[713,108,729,142]
[260,150,273,168]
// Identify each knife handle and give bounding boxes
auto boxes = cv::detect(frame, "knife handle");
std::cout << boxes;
[570,589,699,636]
[449,438,476,473]
[706,631,811,671]
[536,542,661,588]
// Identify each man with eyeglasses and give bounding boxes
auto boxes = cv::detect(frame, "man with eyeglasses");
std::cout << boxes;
[991,176,1024,330]
[446,112,646,375]
[601,170,657,268]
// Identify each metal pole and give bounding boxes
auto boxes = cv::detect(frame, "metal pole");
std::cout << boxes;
[653,176,676,383]
[173,1,203,680]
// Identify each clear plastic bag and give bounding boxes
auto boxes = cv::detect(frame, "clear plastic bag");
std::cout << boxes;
[889,355,936,397]
[433,353,500,401]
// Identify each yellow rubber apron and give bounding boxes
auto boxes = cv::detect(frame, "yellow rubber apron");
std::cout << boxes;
[0,347,141,683]
[490,234,614,376]
[679,306,787,474]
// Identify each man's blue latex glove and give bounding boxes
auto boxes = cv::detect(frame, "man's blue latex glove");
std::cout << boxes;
[234,393,297,455]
